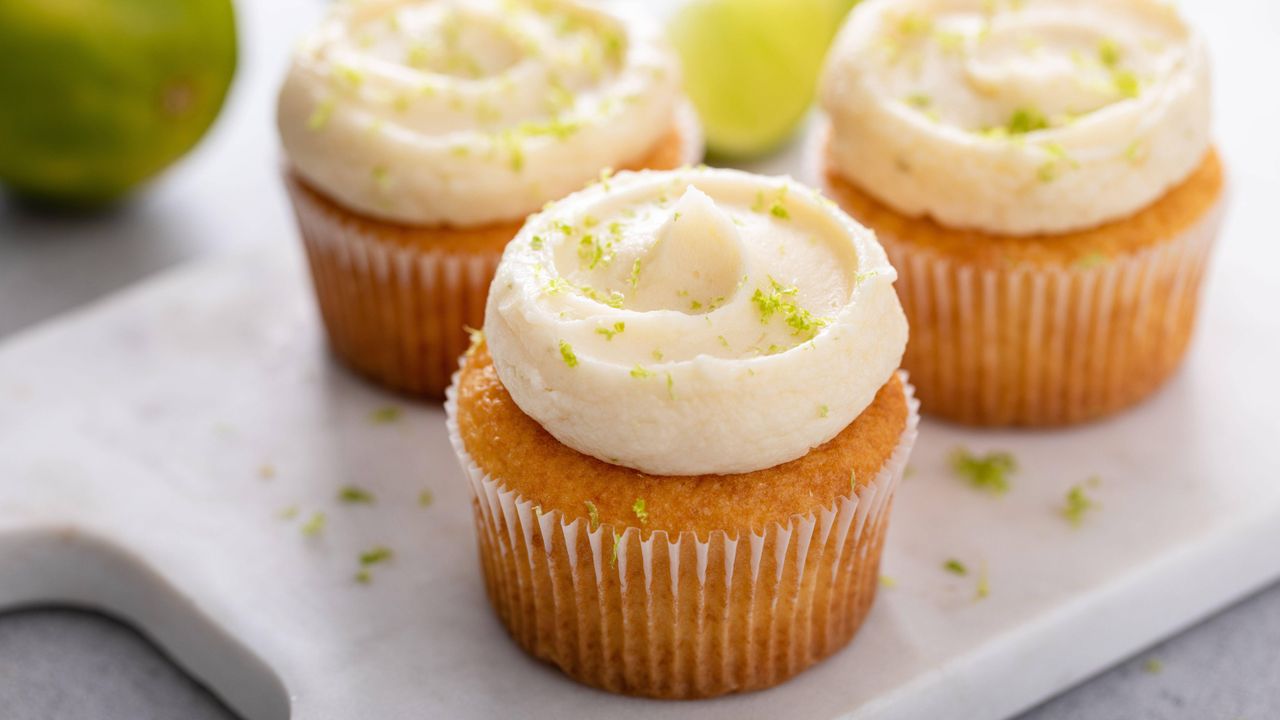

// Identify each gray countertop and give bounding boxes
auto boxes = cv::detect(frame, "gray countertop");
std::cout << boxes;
[2,0,1278,717]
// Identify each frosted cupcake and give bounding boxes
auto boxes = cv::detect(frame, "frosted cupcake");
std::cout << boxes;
[820,0,1224,425]
[278,0,698,397]
[446,167,917,698]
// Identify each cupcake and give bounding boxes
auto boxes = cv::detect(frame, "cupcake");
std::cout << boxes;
[446,167,917,698]
[278,0,699,397]
[819,0,1224,425]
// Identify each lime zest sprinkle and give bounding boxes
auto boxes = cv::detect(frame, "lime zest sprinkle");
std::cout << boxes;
[585,501,601,532]
[1077,252,1108,269]
[370,406,403,424]
[976,564,991,600]
[819,404,830,418]
[1113,69,1141,98]
[943,558,969,576]
[1124,139,1145,164]
[879,575,898,589]
[545,277,569,295]
[360,546,394,567]
[371,165,391,191]
[307,98,335,130]
[1143,658,1163,674]
[1006,107,1049,135]
[558,340,579,368]
[1062,482,1099,526]
[301,512,327,537]
[530,235,544,250]
[751,277,830,340]
[627,258,642,289]
[418,489,434,508]
[905,93,933,110]
[610,530,621,568]
[651,349,664,361]
[355,569,372,585]
[951,447,1016,495]
[718,335,730,348]
[338,485,375,504]
[632,498,648,524]
[1098,38,1122,68]
[665,372,675,400]
[596,322,625,340]
[630,365,653,379]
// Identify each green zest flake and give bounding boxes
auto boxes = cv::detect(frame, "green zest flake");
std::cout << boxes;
[307,98,335,130]
[950,447,1016,495]
[630,365,653,379]
[355,569,372,584]
[545,277,569,295]
[582,215,599,228]
[770,203,790,220]
[360,545,394,567]
[905,93,932,110]
[301,512,327,537]
[596,322,625,340]
[717,335,730,348]
[819,404,830,418]
[371,165,390,191]
[1124,139,1145,164]
[450,144,470,158]
[690,299,703,310]
[665,372,675,400]
[627,259,642,289]
[879,575,898,589]
[1143,658,1163,674]
[577,234,614,269]
[558,340,579,368]
[943,558,969,576]
[1006,107,1049,135]
[585,500,601,531]
[752,190,767,213]
[632,498,648,524]
[418,489,434,507]
[751,278,830,340]
[530,235,544,250]
[1061,483,1098,526]
[1098,38,1121,68]
[610,530,621,568]
[976,565,990,600]
[1038,142,1078,183]
[370,406,403,424]
[334,64,364,89]
[651,349,664,361]
[1113,69,1140,98]
[897,12,933,36]
[338,485,375,504]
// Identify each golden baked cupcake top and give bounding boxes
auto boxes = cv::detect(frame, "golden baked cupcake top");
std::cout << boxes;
[277,0,681,227]
[820,0,1211,235]
[483,167,908,476]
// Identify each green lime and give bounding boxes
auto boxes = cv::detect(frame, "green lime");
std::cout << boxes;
[0,0,237,206]
[669,0,847,159]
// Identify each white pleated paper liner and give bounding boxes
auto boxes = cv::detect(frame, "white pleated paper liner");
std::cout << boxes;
[444,368,920,698]
[807,115,1227,425]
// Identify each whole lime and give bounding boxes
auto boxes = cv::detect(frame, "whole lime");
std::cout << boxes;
[669,0,849,160]
[0,0,237,206]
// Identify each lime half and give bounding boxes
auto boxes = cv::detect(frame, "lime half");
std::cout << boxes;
[670,0,846,159]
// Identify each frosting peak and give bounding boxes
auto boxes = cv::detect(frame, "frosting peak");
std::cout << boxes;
[484,168,908,476]
[278,0,681,227]
[821,0,1211,234]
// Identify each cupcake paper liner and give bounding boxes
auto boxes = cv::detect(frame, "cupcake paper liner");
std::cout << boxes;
[444,373,920,699]
[287,173,499,397]
[285,105,705,399]
[879,199,1224,426]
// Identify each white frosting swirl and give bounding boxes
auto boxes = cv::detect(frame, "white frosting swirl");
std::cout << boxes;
[278,0,681,227]
[820,0,1211,234]
[483,168,908,476]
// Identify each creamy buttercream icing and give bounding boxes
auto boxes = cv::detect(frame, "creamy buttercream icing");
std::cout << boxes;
[821,0,1211,235]
[483,167,908,476]
[278,0,681,227]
